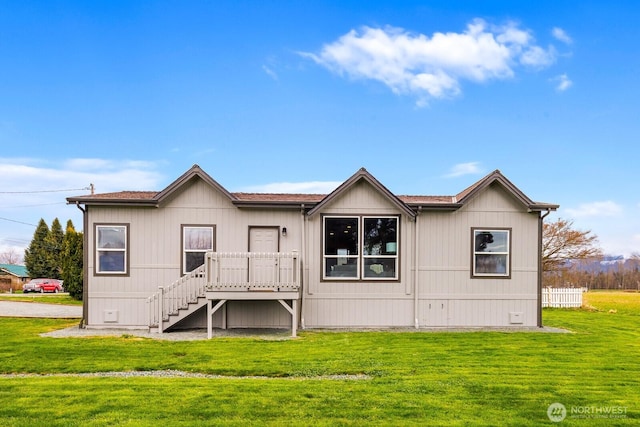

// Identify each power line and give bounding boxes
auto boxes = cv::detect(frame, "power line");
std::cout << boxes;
[0,187,91,194]
[1,237,31,245]
[4,202,68,209]
[0,217,37,227]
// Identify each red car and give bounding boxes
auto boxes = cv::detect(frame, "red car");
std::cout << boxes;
[22,278,63,293]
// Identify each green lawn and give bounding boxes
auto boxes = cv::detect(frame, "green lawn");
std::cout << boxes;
[0,292,638,426]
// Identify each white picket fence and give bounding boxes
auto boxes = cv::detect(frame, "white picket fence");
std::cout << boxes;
[541,287,585,308]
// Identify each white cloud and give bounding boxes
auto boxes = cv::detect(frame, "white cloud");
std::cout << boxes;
[558,202,640,257]
[565,201,623,218]
[520,45,557,68]
[552,73,573,92]
[444,162,482,178]
[303,19,558,105]
[62,158,157,172]
[262,65,278,80]
[239,181,342,194]
[552,27,573,45]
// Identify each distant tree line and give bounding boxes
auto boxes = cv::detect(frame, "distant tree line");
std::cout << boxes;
[542,217,640,290]
[24,218,83,300]
[544,255,640,290]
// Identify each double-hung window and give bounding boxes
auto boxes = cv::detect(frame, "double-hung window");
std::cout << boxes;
[96,224,128,275]
[472,228,511,278]
[323,216,398,280]
[182,225,215,274]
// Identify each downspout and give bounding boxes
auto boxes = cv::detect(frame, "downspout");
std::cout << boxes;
[537,209,552,328]
[414,206,422,329]
[75,202,88,329]
[299,204,306,329]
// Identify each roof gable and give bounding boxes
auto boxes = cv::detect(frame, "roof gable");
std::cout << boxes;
[67,166,557,213]
[155,164,236,205]
[456,170,558,211]
[307,168,416,218]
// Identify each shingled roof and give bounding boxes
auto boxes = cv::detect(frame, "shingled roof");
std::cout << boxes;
[67,165,558,213]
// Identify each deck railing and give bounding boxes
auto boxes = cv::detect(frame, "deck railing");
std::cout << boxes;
[206,251,300,291]
[148,264,208,329]
[148,251,300,330]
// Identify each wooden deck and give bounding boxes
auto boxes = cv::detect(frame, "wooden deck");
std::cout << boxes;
[205,251,300,338]
[149,251,301,337]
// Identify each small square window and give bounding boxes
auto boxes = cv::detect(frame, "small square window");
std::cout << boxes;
[472,228,511,278]
[182,225,215,274]
[96,225,128,275]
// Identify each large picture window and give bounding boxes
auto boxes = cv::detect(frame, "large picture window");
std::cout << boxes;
[96,224,128,275]
[472,228,511,278]
[323,216,398,280]
[182,225,215,274]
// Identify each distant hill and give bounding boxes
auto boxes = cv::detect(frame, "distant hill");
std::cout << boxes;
[567,255,636,273]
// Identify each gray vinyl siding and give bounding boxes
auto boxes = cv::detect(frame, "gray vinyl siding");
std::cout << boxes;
[303,181,540,328]
[85,178,302,329]
[85,176,541,330]
[415,183,539,327]
[303,180,415,328]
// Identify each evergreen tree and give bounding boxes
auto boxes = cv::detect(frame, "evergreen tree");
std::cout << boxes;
[46,218,65,279]
[24,219,51,278]
[61,220,83,300]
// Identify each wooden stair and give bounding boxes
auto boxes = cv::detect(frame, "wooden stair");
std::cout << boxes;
[161,294,208,330]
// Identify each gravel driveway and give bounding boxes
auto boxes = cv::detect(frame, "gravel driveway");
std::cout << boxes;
[0,300,82,318]
[0,299,208,340]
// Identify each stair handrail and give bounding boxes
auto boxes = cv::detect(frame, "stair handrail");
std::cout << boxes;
[147,263,207,332]
[148,251,301,332]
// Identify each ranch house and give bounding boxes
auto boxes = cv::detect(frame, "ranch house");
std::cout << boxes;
[67,165,558,337]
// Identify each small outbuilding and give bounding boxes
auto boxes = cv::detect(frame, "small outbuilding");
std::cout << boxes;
[0,264,29,292]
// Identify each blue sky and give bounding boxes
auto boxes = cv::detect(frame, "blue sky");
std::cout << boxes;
[1,1,639,259]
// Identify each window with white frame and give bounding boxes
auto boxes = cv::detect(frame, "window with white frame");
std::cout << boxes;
[472,228,511,278]
[96,224,128,275]
[323,216,398,280]
[182,225,215,274]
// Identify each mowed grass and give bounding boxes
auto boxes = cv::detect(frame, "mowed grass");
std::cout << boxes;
[0,292,638,426]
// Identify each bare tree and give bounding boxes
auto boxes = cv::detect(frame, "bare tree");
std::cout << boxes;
[629,253,640,291]
[542,218,602,272]
[0,248,21,264]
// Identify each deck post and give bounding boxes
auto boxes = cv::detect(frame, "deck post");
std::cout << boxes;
[277,298,298,338]
[292,250,299,286]
[222,304,227,329]
[208,299,228,339]
[207,299,212,339]
[157,286,164,334]
[292,298,298,337]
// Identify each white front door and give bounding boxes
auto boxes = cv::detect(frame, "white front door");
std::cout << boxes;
[249,227,279,283]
